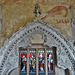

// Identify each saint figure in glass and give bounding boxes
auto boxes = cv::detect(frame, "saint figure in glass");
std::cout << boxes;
[20,48,27,74]
[38,49,45,73]
[47,49,54,73]
[29,49,36,73]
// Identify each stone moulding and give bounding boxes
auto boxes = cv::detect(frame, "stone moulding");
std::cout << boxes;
[0,19,75,75]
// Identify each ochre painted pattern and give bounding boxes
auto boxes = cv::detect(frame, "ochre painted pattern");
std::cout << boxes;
[0,0,75,47]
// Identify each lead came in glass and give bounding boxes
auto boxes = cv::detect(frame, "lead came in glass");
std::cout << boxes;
[38,48,45,74]
[29,49,36,74]
[47,49,54,73]
[20,48,27,75]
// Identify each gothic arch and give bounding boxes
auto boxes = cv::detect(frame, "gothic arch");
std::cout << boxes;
[0,19,75,75]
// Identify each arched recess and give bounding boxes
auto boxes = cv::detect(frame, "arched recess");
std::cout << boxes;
[0,19,75,75]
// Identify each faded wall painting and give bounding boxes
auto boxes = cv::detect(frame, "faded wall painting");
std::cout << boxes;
[0,0,75,47]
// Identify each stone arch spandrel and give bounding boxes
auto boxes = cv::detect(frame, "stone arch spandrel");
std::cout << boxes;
[0,19,75,75]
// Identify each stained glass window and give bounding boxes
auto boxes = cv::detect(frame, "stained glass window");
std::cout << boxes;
[29,49,36,74]
[20,48,27,74]
[47,49,54,73]
[38,48,45,74]
[20,47,55,75]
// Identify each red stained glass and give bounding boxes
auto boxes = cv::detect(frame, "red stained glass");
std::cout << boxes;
[42,53,44,57]
[49,53,52,56]
[39,53,40,57]
[30,54,32,57]
[39,53,44,57]
[21,53,27,57]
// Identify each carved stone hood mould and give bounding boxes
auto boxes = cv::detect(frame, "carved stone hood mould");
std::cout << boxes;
[0,19,75,75]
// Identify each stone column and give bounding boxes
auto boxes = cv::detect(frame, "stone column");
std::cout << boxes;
[69,6,75,46]
[55,66,65,75]
[27,48,29,75]
[69,5,74,19]
[71,19,75,46]
[69,69,75,75]
[45,48,48,75]
[0,7,2,38]
[36,48,38,75]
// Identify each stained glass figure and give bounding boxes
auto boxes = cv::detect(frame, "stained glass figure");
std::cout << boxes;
[20,48,27,74]
[47,49,54,73]
[38,49,45,74]
[29,49,36,74]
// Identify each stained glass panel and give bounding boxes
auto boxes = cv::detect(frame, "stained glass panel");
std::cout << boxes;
[38,49,45,74]
[20,48,27,74]
[29,49,36,74]
[47,49,54,73]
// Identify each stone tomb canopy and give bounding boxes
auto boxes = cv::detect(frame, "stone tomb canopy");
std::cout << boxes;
[0,19,75,75]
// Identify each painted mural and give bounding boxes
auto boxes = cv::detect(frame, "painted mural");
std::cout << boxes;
[0,0,75,47]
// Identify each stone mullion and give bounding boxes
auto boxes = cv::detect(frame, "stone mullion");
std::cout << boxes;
[36,48,38,75]
[45,48,48,75]
[27,48,29,75]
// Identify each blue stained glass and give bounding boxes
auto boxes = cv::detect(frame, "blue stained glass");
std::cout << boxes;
[29,49,36,73]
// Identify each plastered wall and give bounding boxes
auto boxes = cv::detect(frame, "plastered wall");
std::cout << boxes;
[0,0,75,47]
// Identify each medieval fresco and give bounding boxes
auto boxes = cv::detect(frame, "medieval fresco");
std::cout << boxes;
[0,0,75,47]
